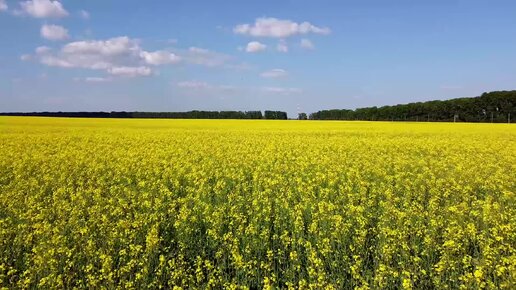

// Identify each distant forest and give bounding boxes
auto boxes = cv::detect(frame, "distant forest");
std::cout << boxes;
[0,110,288,120]
[1,91,515,122]
[309,90,515,123]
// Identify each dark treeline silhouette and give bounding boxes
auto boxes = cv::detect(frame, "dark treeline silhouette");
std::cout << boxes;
[309,91,516,122]
[2,90,515,122]
[264,111,288,120]
[0,110,289,120]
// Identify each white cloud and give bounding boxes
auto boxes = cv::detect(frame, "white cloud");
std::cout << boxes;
[32,36,179,77]
[176,81,210,89]
[20,54,32,61]
[0,0,8,11]
[234,17,330,38]
[39,55,73,67]
[140,50,181,65]
[36,46,52,54]
[300,38,314,50]
[108,66,152,77]
[74,77,111,83]
[19,0,68,18]
[176,81,237,91]
[40,24,69,40]
[263,87,302,94]
[31,37,237,77]
[61,37,139,57]
[79,10,89,19]
[246,41,267,53]
[277,40,288,52]
[184,46,232,67]
[260,68,288,78]
[189,47,209,54]
[85,77,110,82]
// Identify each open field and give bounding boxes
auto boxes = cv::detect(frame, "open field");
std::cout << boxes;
[0,117,515,289]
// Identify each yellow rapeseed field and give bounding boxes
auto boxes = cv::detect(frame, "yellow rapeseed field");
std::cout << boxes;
[0,117,515,289]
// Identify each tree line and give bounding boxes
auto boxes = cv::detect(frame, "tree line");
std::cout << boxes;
[307,90,515,122]
[0,110,288,120]
[2,91,516,122]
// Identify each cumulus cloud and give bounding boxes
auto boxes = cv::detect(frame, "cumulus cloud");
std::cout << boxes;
[40,24,69,40]
[60,37,139,58]
[28,37,238,78]
[79,10,89,19]
[300,38,315,50]
[19,0,68,18]
[277,40,288,52]
[0,0,8,11]
[234,17,330,38]
[262,87,302,94]
[260,68,288,78]
[30,36,181,77]
[140,50,181,65]
[245,41,267,53]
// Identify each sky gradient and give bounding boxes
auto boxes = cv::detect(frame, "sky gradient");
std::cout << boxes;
[1,0,515,117]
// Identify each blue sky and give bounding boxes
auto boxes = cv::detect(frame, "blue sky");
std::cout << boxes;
[1,0,515,117]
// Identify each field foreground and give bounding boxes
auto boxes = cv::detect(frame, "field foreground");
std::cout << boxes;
[0,117,515,289]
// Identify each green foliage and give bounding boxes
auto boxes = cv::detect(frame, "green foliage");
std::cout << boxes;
[0,110,269,120]
[264,111,288,120]
[309,90,516,122]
